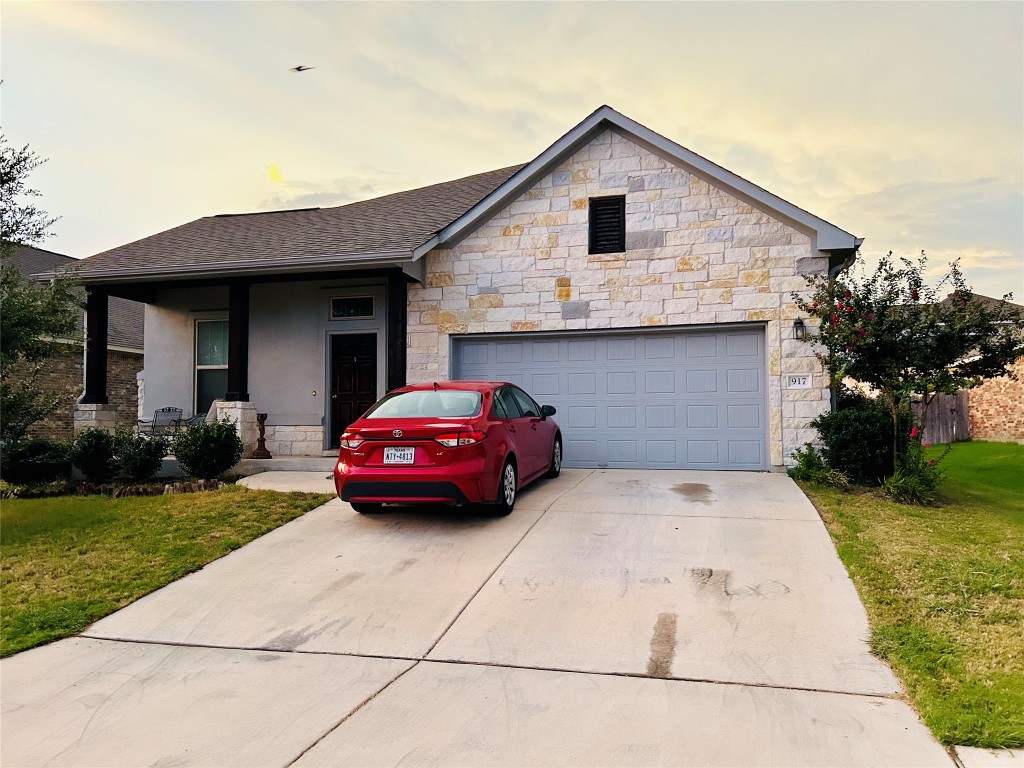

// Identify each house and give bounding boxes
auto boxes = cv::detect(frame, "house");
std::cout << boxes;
[5,244,144,441]
[60,106,863,470]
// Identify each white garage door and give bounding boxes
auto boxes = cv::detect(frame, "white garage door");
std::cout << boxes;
[452,327,767,470]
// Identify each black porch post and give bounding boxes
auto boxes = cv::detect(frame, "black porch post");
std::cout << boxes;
[81,289,109,404]
[386,272,408,391]
[225,281,250,401]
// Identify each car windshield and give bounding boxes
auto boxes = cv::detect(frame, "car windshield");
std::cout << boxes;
[365,390,483,419]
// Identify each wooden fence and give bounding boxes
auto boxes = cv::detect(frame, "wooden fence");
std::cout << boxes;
[912,391,970,444]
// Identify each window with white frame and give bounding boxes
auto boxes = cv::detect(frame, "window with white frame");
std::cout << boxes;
[195,319,228,414]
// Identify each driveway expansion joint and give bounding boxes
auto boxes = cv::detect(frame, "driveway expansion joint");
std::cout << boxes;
[79,634,901,702]
[283,660,419,768]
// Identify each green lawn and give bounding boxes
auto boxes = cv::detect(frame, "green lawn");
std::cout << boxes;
[801,441,1024,748]
[0,485,332,657]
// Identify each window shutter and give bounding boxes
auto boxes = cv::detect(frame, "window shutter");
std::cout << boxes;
[588,196,626,254]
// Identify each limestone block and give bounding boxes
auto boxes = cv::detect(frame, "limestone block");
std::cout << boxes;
[73,404,118,436]
[561,302,591,320]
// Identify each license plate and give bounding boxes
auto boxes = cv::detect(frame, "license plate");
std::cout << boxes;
[383,446,415,464]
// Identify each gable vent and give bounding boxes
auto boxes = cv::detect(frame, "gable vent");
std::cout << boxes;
[588,196,626,254]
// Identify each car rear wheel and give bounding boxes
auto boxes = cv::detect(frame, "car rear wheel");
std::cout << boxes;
[351,502,384,514]
[494,459,517,516]
[545,437,562,478]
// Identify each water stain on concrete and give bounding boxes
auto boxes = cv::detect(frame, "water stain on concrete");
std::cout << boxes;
[671,483,715,504]
[646,612,678,678]
[394,558,418,573]
[690,567,789,600]
[256,654,282,662]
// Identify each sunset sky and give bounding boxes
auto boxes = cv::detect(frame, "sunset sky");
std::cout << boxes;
[3,1,1022,298]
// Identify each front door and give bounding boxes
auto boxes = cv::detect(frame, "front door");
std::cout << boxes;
[329,334,377,449]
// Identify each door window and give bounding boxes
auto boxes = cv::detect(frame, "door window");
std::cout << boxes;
[509,387,541,418]
[494,387,523,419]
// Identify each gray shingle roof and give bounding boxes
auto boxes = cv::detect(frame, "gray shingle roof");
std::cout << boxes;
[74,165,525,278]
[5,244,145,351]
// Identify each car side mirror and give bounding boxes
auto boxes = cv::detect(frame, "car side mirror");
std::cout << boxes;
[541,405,556,419]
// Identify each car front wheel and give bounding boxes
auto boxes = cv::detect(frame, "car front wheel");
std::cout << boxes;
[494,459,517,516]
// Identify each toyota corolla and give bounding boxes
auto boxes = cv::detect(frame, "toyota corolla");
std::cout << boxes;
[333,381,561,515]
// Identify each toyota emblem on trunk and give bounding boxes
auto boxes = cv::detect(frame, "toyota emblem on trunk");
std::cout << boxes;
[392,429,403,437]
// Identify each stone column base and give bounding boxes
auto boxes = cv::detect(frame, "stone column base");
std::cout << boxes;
[210,401,259,458]
[74,403,118,436]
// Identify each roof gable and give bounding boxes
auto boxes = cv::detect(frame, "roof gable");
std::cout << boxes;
[434,105,861,255]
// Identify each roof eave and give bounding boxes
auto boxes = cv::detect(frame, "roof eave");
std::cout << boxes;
[37,249,422,286]
[435,105,861,254]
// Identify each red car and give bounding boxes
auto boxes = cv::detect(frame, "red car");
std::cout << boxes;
[333,381,561,515]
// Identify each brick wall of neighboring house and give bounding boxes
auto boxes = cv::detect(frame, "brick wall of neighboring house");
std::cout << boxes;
[407,128,829,467]
[26,349,143,442]
[968,358,1024,442]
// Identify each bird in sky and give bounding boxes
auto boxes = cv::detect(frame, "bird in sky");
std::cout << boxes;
[290,65,315,72]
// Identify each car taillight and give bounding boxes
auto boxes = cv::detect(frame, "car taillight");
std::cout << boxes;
[435,431,486,448]
[340,432,365,449]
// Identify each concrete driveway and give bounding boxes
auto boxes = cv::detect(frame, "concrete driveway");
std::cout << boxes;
[1,469,951,767]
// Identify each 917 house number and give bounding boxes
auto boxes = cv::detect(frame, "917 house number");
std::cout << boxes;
[787,375,812,389]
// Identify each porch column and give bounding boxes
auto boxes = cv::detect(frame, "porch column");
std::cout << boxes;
[81,289,108,404]
[225,281,250,401]
[386,271,408,391]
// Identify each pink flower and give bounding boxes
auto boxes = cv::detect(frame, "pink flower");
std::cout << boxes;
[922,442,932,448]
[910,289,919,302]
[857,327,866,337]
[910,426,920,439]
[928,459,937,466]
[832,314,839,326]
[844,290,852,299]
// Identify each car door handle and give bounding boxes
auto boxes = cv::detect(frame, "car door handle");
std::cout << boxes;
[508,424,516,433]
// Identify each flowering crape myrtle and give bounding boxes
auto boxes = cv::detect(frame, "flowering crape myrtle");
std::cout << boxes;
[794,251,1024,466]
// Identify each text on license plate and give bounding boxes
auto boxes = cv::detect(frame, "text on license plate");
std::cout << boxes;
[384,446,415,464]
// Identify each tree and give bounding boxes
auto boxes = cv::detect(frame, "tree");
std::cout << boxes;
[1,136,80,445]
[794,252,1024,468]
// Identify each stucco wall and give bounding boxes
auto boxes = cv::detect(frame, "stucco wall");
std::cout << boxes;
[968,358,1024,442]
[406,129,830,467]
[142,279,388,455]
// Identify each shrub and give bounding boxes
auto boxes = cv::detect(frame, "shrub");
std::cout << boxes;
[790,443,849,488]
[174,418,243,480]
[882,468,939,505]
[113,428,169,483]
[70,428,116,484]
[0,439,71,485]
[881,427,947,505]
[811,389,907,486]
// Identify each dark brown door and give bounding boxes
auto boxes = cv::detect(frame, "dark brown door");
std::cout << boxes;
[330,334,377,448]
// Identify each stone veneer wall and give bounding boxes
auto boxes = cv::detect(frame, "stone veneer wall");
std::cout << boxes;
[28,349,143,442]
[406,129,831,467]
[968,358,1024,443]
[263,425,327,456]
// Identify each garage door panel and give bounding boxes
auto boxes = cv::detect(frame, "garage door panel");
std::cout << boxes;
[453,328,766,470]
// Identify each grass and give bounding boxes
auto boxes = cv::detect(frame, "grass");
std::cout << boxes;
[0,485,332,657]
[800,441,1024,749]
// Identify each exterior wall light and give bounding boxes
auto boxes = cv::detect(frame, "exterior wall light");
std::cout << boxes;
[793,318,806,340]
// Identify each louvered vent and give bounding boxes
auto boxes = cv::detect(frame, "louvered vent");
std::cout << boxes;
[588,196,626,254]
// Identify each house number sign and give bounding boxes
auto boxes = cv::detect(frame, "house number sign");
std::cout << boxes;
[787,375,813,389]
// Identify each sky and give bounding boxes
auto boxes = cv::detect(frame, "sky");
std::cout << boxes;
[2,1,1022,299]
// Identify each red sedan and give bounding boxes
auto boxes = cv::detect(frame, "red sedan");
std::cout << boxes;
[333,381,562,515]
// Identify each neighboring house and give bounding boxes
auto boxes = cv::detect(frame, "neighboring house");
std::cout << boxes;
[942,294,1024,443]
[59,106,863,470]
[6,244,144,441]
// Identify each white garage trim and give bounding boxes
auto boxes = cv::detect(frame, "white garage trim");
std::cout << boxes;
[451,324,769,471]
